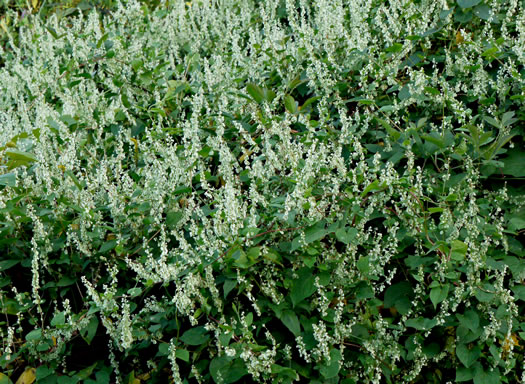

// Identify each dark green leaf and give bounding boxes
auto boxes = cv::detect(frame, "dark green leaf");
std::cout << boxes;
[246,83,265,104]
[300,96,321,110]
[405,317,437,330]
[457,0,482,9]
[473,4,491,20]
[335,227,357,244]
[474,366,501,384]
[175,349,190,362]
[0,173,16,187]
[398,85,411,101]
[223,279,237,298]
[209,356,248,384]
[180,326,210,346]
[51,312,66,326]
[429,284,449,308]
[319,348,342,379]
[384,281,413,315]
[99,239,117,253]
[174,186,192,195]
[56,276,76,287]
[81,316,99,345]
[501,149,525,177]
[457,309,480,333]
[166,211,184,229]
[26,329,43,341]
[451,240,467,261]
[456,343,481,368]
[456,366,475,382]
[284,95,297,114]
[385,43,403,53]
[0,259,20,271]
[280,310,301,336]
[4,150,37,162]
[290,268,316,307]
[304,220,327,243]
[271,364,298,380]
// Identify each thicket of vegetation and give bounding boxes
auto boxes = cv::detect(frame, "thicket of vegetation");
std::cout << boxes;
[0,0,524,383]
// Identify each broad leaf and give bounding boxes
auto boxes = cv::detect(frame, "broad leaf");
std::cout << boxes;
[457,0,482,8]
[246,83,265,104]
[0,173,16,187]
[456,343,481,368]
[284,95,297,114]
[280,310,301,336]
[290,268,316,307]
[319,348,342,379]
[209,356,248,384]
[180,326,210,346]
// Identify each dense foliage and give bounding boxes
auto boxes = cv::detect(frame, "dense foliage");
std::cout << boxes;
[1,0,524,383]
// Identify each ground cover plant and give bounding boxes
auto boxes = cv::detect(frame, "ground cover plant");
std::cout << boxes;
[0,0,524,382]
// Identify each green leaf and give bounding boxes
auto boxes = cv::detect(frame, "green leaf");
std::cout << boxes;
[335,227,358,244]
[157,343,169,356]
[246,83,265,104]
[475,286,495,303]
[45,26,59,39]
[56,276,75,287]
[175,348,190,362]
[456,366,475,382]
[300,96,321,110]
[405,317,437,330]
[456,343,481,368]
[280,310,301,336]
[209,356,248,384]
[357,256,370,275]
[4,149,37,162]
[473,4,491,20]
[0,259,20,271]
[385,43,403,53]
[361,180,387,197]
[51,312,66,326]
[429,284,449,308]
[35,366,54,381]
[376,118,401,141]
[450,240,467,261]
[398,85,411,101]
[319,348,342,379]
[271,364,298,381]
[127,287,142,298]
[473,366,501,384]
[304,220,327,243]
[131,59,143,71]
[384,281,413,315]
[81,316,99,345]
[73,363,97,380]
[290,268,316,307]
[223,279,236,298]
[284,95,297,114]
[0,173,16,187]
[26,329,43,341]
[457,309,480,333]
[0,372,13,384]
[99,239,117,253]
[506,208,525,232]
[166,211,184,229]
[457,0,482,9]
[180,326,210,346]
[501,149,525,177]
[422,133,446,149]
[424,86,440,95]
[232,249,251,269]
[173,186,192,195]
